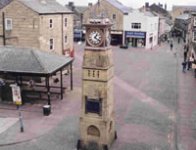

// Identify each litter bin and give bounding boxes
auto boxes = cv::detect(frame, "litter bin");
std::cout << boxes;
[43,105,51,116]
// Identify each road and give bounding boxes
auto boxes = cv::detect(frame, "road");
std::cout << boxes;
[0,38,196,150]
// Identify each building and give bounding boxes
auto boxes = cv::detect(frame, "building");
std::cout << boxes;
[83,0,131,45]
[66,2,89,41]
[140,2,173,44]
[189,12,196,56]
[123,10,159,49]
[171,5,196,21]
[0,0,73,55]
[174,13,191,41]
[149,3,169,17]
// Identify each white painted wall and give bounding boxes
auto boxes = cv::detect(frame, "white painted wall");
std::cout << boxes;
[123,10,159,49]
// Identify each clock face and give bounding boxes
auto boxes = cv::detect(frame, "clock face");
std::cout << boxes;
[87,28,104,47]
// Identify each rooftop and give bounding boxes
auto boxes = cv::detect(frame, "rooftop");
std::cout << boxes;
[18,0,72,14]
[0,46,73,76]
[176,13,191,20]
[106,0,132,14]
[0,0,12,9]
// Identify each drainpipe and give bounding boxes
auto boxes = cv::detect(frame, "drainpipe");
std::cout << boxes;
[61,14,64,55]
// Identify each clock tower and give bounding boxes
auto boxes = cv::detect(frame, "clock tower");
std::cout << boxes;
[77,17,117,150]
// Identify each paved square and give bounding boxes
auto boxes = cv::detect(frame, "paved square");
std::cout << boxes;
[0,118,18,134]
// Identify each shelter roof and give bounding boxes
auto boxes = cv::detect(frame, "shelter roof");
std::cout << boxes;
[0,46,73,76]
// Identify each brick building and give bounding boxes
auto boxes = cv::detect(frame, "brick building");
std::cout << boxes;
[0,0,73,55]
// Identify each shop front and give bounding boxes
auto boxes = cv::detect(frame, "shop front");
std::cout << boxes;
[111,30,123,46]
[125,31,146,48]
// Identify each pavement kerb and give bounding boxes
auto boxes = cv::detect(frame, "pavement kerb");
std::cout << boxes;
[0,134,43,147]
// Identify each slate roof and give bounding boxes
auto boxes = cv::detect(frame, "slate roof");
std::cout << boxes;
[176,13,190,20]
[173,5,196,11]
[106,0,132,14]
[149,3,169,16]
[0,46,73,75]
[18,0,72,14]
[0,0,12,9]
[75,6,88,14]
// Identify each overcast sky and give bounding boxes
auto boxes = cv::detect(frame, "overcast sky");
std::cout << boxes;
[56,0,196,10]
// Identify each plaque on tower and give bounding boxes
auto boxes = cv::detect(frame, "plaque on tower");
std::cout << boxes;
[77,11,117,150]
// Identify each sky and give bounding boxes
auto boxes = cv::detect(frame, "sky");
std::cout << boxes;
[56,0,196,10]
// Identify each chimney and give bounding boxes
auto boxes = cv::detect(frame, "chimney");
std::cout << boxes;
[68,2,75,11]
[88,3,93,7]
[145,2,149,8]
[164,3,167,10]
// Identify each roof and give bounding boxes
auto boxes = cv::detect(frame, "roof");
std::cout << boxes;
[172,5,196,11]
[0,46,73,76]
[0,0,12,9]
[75,6,88,14]
[176,13,190,20]
[149,3,169,16]
[18,0,72,14]
[106,0,132,14]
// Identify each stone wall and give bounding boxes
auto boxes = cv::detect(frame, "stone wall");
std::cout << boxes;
[83,0,124,31]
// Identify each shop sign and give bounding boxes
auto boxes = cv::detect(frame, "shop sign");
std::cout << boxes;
[111,31,123,35]
[126,31,146,38]
[10,84,22,105]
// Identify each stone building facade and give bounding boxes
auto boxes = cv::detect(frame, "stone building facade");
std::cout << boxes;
[0,0,73,55]
[171,6,196,21]
[123,10,159,49]
[82,0,131,45]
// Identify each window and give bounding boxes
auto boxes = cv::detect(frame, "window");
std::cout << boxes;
[64,35,67,43]
[131,23,141,29]
[49,38,54,50]
[112,14,116,20]
[194,17,196,26]
[64,18,67,27]
[49,19,53,28]
[193,31,196,42]
[85,96,102,115]
[5,18,12,30]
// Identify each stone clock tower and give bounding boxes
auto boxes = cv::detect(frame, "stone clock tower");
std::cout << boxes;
[77,18,117,150]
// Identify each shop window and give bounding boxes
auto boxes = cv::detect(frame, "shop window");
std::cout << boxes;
[131,23,141,29]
